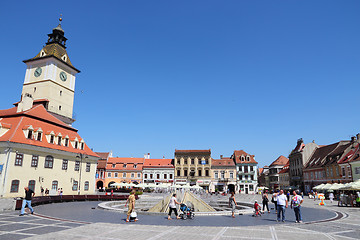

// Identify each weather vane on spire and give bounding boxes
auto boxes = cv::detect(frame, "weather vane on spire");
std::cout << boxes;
[59,14,63,25]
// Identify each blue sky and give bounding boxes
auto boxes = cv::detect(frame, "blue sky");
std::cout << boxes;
[1,1,360,166]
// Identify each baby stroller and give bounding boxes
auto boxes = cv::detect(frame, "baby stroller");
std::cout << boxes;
[179,203,195,220]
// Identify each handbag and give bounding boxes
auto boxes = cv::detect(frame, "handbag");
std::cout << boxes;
[130,211,137,218]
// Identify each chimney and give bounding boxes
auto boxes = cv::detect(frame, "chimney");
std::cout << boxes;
[17,93,33,113]
[220,155,223,159]
[356,133,360,142]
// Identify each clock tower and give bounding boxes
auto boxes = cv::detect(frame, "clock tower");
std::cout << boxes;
[22,18,80,125]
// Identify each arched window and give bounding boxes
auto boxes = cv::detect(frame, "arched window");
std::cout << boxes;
[28,180,36,191]
[84,181,89,191]
[52,181,58,190]
[45,156,54,168]
[10,180,20,192]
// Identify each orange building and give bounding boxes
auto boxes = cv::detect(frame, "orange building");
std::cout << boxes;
[104,157,144,188]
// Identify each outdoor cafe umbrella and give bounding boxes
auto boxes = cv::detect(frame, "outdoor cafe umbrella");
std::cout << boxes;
[328,183,343,191]
[313,184,325,190]
[190,185,202,190]
[320,183,333,190]
[340,180,360,190]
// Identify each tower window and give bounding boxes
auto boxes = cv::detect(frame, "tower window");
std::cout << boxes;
[59,106,62,111]
[60,91,62,96]
[34,87,36,92]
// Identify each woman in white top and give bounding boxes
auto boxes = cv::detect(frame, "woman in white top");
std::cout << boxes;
[168,193,181,220]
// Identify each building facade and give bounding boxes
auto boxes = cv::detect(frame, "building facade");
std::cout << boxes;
[174,150,212,189]
[95,152,112,190]
[231,150,258,194]
[288,138,318,191]
[0,21,99,198]
[210,156,236,193]
[278,163,290,189]
[143,158,174,185]
[268,155,289,190]
[303,141,350,193]
[104,157,144,188]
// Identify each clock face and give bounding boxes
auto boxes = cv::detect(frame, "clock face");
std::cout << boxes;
[34,67,42,77]
[59,71,67,81]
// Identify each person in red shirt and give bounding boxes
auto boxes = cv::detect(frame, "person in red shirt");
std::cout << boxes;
[254,200,261,216]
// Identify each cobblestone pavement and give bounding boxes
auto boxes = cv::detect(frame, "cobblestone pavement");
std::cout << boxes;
[0,194,359,239]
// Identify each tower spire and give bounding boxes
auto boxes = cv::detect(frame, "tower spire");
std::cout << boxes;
[46,16,67,48]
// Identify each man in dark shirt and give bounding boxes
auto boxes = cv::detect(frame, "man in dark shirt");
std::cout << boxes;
[19,187,35,216]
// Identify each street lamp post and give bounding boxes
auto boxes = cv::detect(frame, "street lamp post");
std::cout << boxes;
[76,153,88,195]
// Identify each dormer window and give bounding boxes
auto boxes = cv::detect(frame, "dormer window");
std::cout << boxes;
[50,135,54,144]
[247,156,250,161]
[40,50,46,57]
[112,164,116,168]
[37,132,42,141]
[123,164,127,168]
[241,156,245,161]
[81,142,84,150]
[58,136,62,145]
[64,137,69,147]
[134,164,137,169]
[62,54,67,61]
[74,141,78,149]
[27,130,33,139]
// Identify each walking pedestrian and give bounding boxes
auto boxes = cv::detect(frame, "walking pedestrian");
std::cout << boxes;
[272,191,278,213]
[125,190,137,222]
[276,190,288,222]
[262,191,270,213]
[291,190,303,223]
[168,193,181,220]
[329,192,334,203]
[45,188,49,196]
[19,187,35,216]
[40,187,44,196]
[229,192,237,218]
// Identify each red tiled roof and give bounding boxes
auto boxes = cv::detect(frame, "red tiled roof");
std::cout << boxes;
[106,157,144,171]
[339,143,360,164]
[304,141,348,169]
[0,105,98,157]
[143,159,174,168]
[95,152,110,160]
[270,156,289,167]
[0,105,75,130]
[97,159,107,169]
[278,162,290,174]
[212,158,235,167]
[232,150,257,164]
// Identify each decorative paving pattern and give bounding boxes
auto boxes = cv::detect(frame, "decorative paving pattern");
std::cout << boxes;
[0,212,85,240]
[0,194,359,239]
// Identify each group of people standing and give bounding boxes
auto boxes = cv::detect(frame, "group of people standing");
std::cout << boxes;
[262,189,303,223]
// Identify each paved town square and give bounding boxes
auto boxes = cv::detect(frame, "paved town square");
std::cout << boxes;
[0,194,359,240]
[1,2,360,240]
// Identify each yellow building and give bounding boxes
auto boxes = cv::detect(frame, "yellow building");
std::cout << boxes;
[0,20,99,198]
[174,149,212,189]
